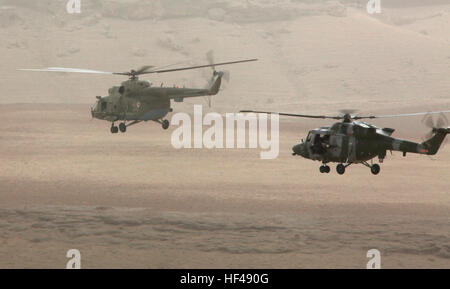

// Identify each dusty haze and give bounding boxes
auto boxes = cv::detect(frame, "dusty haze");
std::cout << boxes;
[0,0,449,268]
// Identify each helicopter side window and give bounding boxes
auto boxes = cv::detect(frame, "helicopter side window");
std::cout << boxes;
[313,134,327,154]
[101,101,107,112]
[322,134,330,145]
[313,134,322,146]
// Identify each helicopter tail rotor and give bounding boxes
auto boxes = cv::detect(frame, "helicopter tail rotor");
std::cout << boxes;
[421,112,449,140]
[204,50,230,108]
[206,50,230,84]
[421,113,449,157]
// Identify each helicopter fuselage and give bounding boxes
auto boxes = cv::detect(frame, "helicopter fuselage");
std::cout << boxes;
[91,80,171,122]
[292,121,447,165]
[91,77,218,127]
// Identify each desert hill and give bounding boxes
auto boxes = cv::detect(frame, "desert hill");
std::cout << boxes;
[0,0,448,115]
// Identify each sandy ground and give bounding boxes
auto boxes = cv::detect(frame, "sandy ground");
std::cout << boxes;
[0,104,449,268]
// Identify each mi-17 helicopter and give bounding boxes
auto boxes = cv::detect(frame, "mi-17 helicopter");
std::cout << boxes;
[241,109,450,175]
[20,52,256,133]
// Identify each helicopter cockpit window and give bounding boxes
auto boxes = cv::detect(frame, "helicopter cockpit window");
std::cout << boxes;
[306,132,312,142]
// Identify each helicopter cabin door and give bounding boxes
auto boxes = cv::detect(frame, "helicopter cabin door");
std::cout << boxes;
[308,132,328,157]
[329,125,350,163]
[347,135,357,163]
[330,134,344,162]
[338,123,356,163]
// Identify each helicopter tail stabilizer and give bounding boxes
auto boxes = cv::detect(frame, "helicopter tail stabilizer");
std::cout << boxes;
[207,72,223,95]
[421,128,450,155]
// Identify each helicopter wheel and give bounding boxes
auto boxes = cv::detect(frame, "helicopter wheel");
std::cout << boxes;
[110,124,118,134]
[162,119,169,130]
[320,165,330,173]
[336,164,345,175]
[119,122,126,133]
[371,164,380,175]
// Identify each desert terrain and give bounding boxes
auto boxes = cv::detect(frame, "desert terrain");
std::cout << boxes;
[0,0,449,268]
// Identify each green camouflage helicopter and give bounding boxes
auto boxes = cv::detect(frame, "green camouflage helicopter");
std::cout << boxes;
[241,109,450,175]
[21,52,256,133]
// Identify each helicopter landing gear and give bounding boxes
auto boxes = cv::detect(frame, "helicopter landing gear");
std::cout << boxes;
[370,164,380,175]
[153,119,170,130]
[362,161,381,175]
[319,165,330,173]
[336,163,346,175]
[119,122,126,133]
[162,119,169,130]
[336,163,351,175]
[110,123,118,134]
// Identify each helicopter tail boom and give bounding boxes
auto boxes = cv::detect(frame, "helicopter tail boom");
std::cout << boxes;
[385,128,449,155]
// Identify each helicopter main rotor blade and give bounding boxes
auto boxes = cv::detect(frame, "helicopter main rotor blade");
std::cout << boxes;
[149,61,188,72]
[239,110,341,119]
[113,63,188,76]
[113,65,156,76]
[141,59,258,74]
[355,110,450,120]
[19,58,256,77]
[19,67,115,74]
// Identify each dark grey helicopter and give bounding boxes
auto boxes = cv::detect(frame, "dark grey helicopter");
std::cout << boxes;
[241,109,450,175]
[21,52,257,133]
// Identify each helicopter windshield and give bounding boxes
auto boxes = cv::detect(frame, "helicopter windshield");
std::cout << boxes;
[93,98,107,112]
[93,100,99,111]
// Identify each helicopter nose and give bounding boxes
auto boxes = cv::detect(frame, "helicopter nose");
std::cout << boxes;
[292,143,304,156]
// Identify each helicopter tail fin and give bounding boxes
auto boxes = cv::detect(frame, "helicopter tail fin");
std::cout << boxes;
[207,72,223,95]
[420,128,450,155]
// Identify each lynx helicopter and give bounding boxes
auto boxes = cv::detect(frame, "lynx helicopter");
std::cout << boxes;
[241,109,450,175]
[20,52,257,133]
